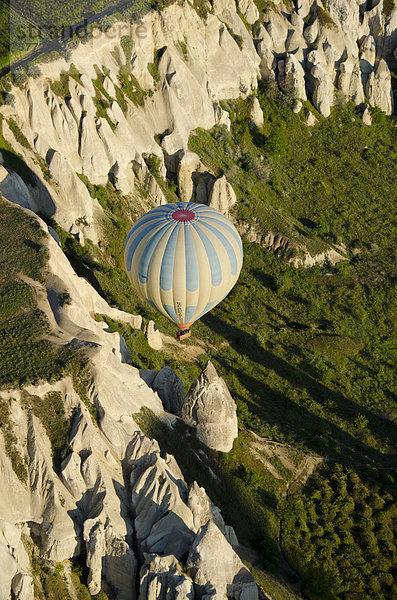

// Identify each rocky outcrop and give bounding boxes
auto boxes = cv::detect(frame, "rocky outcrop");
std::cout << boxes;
[181,361,238,453]
[187,520,258,600]
[366,59,394,115]
[139,554,194,600]
[150,367,186,415]
[208,175,237,217]
[254,0,396,116]
[144,320,163,350]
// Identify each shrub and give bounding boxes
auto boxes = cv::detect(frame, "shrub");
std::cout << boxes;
[11,67,27,87]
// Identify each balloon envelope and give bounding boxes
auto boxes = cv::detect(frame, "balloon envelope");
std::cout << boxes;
[124,202,243,329]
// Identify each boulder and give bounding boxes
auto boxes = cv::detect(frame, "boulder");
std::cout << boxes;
[181,361,238,452]
[144,321,163,350]
[362,105,372,126]
[186,520,258,600]
[208,176,237,217]
[177,150,202,202]
[152,367,185,415]
[250,97,264,128]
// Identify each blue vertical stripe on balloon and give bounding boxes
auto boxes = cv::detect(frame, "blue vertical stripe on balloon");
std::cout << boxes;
[192,224,222,286]
[138,222,174,283]
[200,221,238,275]
[184,305,197,323]
[126,221,167,272]
[164,304,178,323]
[184,223,199,292]
[124,212,170,250]
[197,216,243,259]
[159,223,180,291]
[196,300,216,319]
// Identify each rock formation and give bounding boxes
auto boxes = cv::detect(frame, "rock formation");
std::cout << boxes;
[181,361,238,452]
[187,520,258,600]
[150,366,186,415]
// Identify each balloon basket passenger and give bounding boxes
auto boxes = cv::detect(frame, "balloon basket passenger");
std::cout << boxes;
[177,328,191,341]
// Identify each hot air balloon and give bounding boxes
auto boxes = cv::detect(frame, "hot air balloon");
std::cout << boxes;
[124,201,243,340]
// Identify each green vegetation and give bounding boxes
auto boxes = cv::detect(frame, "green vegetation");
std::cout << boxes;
[148,47,166,83]
[221,21,244,49]
[21,391,73,472]
[282,464,397,600]
[0,200,87,389]
[30,553,110,600]
[178,39,188,60]
[383,0,395,19]
[0,398,28,482]
[316,4,336,28]
[30,84,396,599]
[8,118,31,149]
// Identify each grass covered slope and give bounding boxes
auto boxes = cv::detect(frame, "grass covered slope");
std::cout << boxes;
[0,199,86,388]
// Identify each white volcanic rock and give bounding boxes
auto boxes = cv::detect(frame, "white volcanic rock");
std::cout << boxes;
[208,175,237,217]
[0,166,35,210]
[237,0,259,24]
[47,150,99,241]
[145,320,163,350]
[304,18,319,45]
[130,448,195,559]
[366,59,394,115]
[250,97,264,128]
[187,481,234,541]
[337,57,365,105]
[307,50,334,117]
[151,367,186,415]
[177,150,202,202]
[264,11,290,54]
[84,519,106,595]
[26,414,81,562]
[139,554,194,600]
[84,519,137,600]
[362,105,372,126]
[181,361,238,452]
[186,520,258,600]
[278,54,307,100]
[359,35,376,74]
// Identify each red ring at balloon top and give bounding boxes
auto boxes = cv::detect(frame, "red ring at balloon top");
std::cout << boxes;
[172,209,195,222]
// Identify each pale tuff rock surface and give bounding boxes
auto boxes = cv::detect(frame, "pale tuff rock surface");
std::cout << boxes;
[187,520,258,600]
[139,554,194,600]
[177,150,202,203]
[182,361,238,453]
[208,175,237,218]
[366,59,394,116]
[144,320,163,350]
[362,105,373,126]
[151,366,186,415]
[0,521,33,600]
[250,97,264,128]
